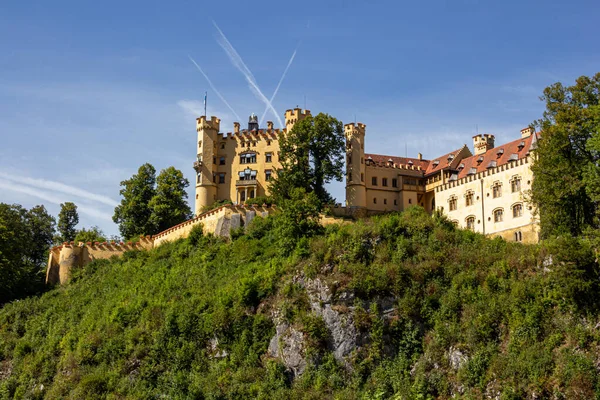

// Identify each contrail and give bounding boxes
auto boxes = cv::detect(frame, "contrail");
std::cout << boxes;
[0,172,118,207]
[187,55,241,121]
[259,43,300,125]
[0,179,113,221]
[212,21,284,128]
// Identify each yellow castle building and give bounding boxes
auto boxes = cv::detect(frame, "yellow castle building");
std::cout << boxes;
[193,108,540,243]
[193,108,310,215]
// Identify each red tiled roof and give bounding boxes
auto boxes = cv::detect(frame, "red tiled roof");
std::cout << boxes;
[424,146,470,175]
[456,133,539,179]
[364,153,430,170]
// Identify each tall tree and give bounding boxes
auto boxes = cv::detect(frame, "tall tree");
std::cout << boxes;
[0,203,55,303]
[57,202,79,242]
[270,112,345,206]
[113,163,157,240]
[148,166,192,232]
[530,72,600,237]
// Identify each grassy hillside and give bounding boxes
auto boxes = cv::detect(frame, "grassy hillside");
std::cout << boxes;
[1,207,599,399]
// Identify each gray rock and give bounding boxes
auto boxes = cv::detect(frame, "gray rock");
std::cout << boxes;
[268,318,306,377]
[448,346,468,370]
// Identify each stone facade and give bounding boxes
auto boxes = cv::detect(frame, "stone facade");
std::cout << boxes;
[193,108,310,215]
[345,122,540,243]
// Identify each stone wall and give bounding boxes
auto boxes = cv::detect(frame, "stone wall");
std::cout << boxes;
[46,204,276,285]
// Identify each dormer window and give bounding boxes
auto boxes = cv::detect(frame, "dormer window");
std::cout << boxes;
[477,156,484,164]
[487,160,497,169]
[518,141,525,150]
[447,154,455,162]
[449,173,458,182]
[508,153,518,162]
[432,160,440,167]
[388,158,393,166]
[467,167,477,175]
[408,160,413,165]
[496,148,504,157]
[458,163,465,170]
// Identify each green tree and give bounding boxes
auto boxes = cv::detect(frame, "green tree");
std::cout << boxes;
[0,203,55,303]
[531,72,600,237]
[57,202,79,242]
[274,188,323,254]
[148,166,192,232]
[113,163,157,239]
[270,113,345,206]
[74,226,107,243]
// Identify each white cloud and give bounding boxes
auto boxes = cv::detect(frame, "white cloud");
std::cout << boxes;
[0,172,118,207]
[0,179,113,221]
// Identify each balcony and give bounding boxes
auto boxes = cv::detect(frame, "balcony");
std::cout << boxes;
[236,179,258,187]
[193,161,202,171]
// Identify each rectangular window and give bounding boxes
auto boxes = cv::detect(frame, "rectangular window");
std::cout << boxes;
[218,173,225,184]
[382,178,388,187]
[265,170,272,181]
[394,199,397,205]
[212,173,216,183]
[372,177,378,186]
[220,143,225,150]
[513,204,523,218]
[466,217,475,230]
[449,198,457,211]
[240,153,257,164]
[511,178,521,193]
[494,209,503,222]
[384,198,387,205]
[392,178,398,188]
[361,173,364,182]
[266,153,272,163]
[219,157,226,165]
[197,172,201,184]
[213,156,216,164]
[465,192,474,206]
[492,183,502,198]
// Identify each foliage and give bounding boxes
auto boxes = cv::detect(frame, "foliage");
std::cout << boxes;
[57,202,79,243]
[1,207,600,398]
[269,112,344,206]
[244,196,274,206]
[273,188,323,255]
[531,72,600,237]
[113,164,191,239]
[74,226,106,244]
[113,163,157,240]
[148,166,192,232]
[0,203,55,304]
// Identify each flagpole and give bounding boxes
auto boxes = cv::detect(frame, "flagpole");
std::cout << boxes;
[204,91,207,117]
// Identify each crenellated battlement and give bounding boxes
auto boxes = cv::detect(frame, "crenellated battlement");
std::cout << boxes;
[196,116,221,132]
[344,122,366,135]
[285,108,311,128]
[46,204,277,286]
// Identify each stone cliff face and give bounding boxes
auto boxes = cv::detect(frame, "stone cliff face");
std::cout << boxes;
[267,275,398,377]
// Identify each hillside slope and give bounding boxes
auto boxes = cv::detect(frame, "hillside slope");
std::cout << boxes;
[1,208,599,399]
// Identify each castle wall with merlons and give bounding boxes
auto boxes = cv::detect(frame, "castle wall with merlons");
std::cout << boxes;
[46,204,276,285]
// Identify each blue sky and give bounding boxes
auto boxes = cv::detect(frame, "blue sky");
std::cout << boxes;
[1,0,598,237]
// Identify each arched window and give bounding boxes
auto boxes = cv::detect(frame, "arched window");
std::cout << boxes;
[449,196,457,211]
[492,182,502,198]
[512,203,523,218]
[465,190,474,206]
[514,231,522,242]
[493,208,503,222]
[511,176,522,193]
[466,216,475,231]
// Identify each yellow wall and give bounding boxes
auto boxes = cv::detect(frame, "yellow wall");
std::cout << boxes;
[435,156,539,243]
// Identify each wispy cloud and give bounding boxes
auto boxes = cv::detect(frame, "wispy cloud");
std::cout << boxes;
[259,43,300,125]
[0,179,113,221]
[0,171,118,207]
[187,55,242,121]
[212,21,284,128]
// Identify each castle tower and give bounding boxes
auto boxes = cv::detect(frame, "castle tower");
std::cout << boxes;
[284,107,311,131]
[472,134,495,155]
[345,122,367,209]
[194,116,220,215]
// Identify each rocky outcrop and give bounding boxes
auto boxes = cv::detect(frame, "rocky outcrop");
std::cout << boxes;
[268,275,399,376]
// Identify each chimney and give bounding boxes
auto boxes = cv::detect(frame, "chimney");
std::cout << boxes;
[418,152,422,160]
[233,122,240,134]
[267,121,273,130]
[473,134,495,156]
[520,127,533,138]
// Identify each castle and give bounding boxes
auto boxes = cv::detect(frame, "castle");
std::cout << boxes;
[46,108,540,285]
[195,108,540,243]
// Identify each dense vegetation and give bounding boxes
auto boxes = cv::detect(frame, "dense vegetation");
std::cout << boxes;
[1,207,599,399]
